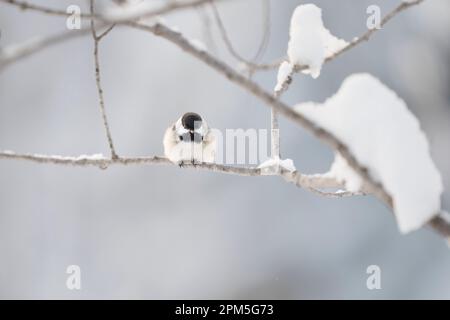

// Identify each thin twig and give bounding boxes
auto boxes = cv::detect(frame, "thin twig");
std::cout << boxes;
[0,0,226,71]
[102,0,225,23]
[0,0,222,22]
[97,24,116,41]
[210,0,279,158]
[270,108,280,158]
[90,0,118,159]
[209,0,270,71]
[326,0,425,62]
[252,0,271,62]
[0,27,96,70]
[270,72,284,160]
[0,0,94,18]
[244,56,286,73]
[196,6,219,55]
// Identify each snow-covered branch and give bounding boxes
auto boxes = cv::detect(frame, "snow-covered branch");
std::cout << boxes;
[129,22,376,186]
[271,0,425,97]
[0,150,349,195]
[1,0,448,241]
[124,21,450,240]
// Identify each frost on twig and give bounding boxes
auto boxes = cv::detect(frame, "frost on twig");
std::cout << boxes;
[0,150,351,197]
[258,157,296,176]
[295,74,443,234]
[274,61,293,93]
[0,150,112,167]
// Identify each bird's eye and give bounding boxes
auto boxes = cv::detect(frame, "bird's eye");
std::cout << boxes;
[179,135,184,141]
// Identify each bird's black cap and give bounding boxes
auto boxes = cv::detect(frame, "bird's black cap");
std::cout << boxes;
[181,112,202,131]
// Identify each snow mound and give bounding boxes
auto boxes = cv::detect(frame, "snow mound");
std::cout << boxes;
[295,73,443,233]
[258,157,296,175]
[287,4,347,78]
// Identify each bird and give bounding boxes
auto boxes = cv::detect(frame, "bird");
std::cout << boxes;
[163,112,216,165]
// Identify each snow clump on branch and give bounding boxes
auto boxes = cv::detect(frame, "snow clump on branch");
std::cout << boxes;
[295,73,443,234]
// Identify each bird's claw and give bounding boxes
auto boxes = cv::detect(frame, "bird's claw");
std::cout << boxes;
[177,160,199,168]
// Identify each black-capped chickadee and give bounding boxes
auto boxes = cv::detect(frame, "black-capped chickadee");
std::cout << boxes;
[163,112,216,165]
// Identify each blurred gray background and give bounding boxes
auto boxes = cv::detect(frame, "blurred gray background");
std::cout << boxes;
[0,0,449,299]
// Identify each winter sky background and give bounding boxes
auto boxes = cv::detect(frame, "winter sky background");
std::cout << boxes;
[0,0,449,299]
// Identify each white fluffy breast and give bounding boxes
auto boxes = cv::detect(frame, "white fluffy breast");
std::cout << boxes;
[163,123,216,164]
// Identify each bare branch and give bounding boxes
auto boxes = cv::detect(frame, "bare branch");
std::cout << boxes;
[429,212,450,242]
[96,23,116,41]
[0,27,96,70]
[196,5,219,55]
[209,0,252,65]
[244,56,286,73]
[209,0,270,71]
[0,0,227,71]
[0,0,94,18]
[211,0,278,160]
[0,0,225,22]
[252,0,271,63]
[326,0,425,62]
[102,0,226,23]
[89,0,118,159]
